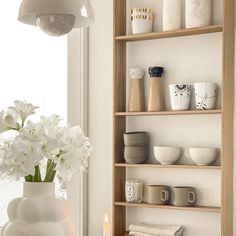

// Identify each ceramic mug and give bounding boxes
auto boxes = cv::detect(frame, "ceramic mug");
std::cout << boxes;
[147,185,170,205]
[194,82,218,110]
[173,186,197,206]
[125,180,143,203]
[169,84,191,111]
[131,8,153,34]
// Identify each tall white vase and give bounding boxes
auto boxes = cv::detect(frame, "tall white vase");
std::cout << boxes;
[1,182,75,236]
[163,0,182,31]
[186,0,211,28]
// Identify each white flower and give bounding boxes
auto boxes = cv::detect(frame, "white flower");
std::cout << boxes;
[11,136,42,175]
[20,120,44,141]
[0,111,10,133]
[0,139,39,180]
[53,126,92,181]
[0,110,22,133]
[9,100,39,123]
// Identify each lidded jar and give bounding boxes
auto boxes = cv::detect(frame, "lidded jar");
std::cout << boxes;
[128,68,145,112]
[147,67,165,111]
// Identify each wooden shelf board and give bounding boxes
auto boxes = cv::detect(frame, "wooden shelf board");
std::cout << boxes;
[115,25,223,42]
[115,202,221,213]
[115,109,221,116]
[115,163,221,170]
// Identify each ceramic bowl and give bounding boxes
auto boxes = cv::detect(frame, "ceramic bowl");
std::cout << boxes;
[124,132,148,146]
[124,146,147,164]
[154,146,181,165]
[189,147,218,166]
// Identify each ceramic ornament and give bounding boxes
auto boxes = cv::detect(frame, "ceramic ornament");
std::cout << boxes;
[186,0,211,28]
[163,0,182,31]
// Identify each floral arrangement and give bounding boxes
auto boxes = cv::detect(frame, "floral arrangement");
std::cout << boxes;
[0,101,92,182]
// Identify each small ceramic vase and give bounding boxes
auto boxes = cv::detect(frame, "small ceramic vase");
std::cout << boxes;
[147,67,165,111]
[128,68,145,112]
[131,8,153,34]
[194,82,217,110]
[163,0,182,31]
[125,180,143,203]
[169,84,191,111]
[186,0,211,28]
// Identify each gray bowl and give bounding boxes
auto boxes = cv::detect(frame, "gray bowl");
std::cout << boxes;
[124,146,148,164]
[124,132,148,146]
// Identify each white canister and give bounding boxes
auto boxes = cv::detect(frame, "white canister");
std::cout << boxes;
[125,180,143,203]
[163,0,182,31]
[194,82,217,110]
[169,84,191,111]
[131,8,153,34]
[186,0,211,28]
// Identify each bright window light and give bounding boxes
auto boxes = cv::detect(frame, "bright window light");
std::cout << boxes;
[0,2,67,226]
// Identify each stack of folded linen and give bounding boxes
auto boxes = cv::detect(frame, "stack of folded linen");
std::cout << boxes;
[129,223,184,236]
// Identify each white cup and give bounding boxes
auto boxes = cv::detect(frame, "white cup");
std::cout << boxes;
[194,82,217,110]
[169,84,191,111]
[131,8,153,34]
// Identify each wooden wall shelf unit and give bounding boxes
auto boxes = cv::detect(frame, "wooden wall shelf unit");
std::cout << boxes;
[113,0,235,236]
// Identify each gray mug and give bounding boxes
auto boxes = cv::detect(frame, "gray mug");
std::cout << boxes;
[147,185,170,205]
[173,186,197,207]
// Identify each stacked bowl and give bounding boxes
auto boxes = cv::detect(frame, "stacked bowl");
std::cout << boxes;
[124,132,148,164]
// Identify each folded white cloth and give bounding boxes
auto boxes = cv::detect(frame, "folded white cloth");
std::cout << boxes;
[129,231,154,236]
[129,223,184,236]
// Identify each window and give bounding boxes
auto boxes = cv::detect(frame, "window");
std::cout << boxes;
[0,2,67,226]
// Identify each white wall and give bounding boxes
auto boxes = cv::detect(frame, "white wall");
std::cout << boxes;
[86,0,236,235]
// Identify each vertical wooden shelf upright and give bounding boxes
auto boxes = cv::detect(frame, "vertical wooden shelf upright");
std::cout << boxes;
[113,0,235,236]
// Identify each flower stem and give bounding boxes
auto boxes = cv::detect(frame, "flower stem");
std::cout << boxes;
[44,161,56,182]
[25,175,33,182]
[33,165,42,182]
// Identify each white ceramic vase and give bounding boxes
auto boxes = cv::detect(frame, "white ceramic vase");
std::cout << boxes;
[163,0,182,31]
[194,82,217,110]
[169,84,191,111]
[186,0,211,28]
[1,182,75,236]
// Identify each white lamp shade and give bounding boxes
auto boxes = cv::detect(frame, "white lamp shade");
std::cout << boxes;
[18,0,95,28]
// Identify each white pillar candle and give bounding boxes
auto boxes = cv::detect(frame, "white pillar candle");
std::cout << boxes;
[103,214,111,236]
[186,0,211,28]
[163,0,182,31]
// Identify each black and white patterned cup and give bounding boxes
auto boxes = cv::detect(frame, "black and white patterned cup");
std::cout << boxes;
[169,84,191,111]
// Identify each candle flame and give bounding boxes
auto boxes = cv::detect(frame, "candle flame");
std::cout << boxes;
[104,214,108,223]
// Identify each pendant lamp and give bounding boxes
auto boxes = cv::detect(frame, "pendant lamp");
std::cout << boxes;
[18,0,94,36]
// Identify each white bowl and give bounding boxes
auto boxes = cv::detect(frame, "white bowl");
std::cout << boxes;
[189,148,218,166]
[154,146,181,165]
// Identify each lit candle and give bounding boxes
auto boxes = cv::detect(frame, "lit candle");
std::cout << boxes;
[103,214,111,236]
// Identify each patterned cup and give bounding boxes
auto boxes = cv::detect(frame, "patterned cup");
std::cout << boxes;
[131,8,153,34]
[194,82,217,110]
[125,180,143,203]
[169,84,191,111]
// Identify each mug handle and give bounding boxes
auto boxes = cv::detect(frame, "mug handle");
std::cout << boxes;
[188,191,197,204]
[184,148,191,158]
[161,190,169,202]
